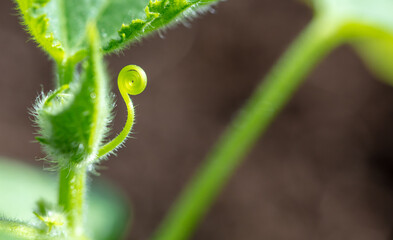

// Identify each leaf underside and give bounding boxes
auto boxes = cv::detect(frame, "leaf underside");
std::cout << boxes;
[15,0,220,62]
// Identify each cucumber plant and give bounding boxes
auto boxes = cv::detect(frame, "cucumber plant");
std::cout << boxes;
[1,0,219,239]
[1,0,393,239]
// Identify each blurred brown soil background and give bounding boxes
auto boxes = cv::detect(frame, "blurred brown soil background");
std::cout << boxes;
[2,0,393,239]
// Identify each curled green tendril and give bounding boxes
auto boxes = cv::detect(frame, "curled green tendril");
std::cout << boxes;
[98,65,147,158]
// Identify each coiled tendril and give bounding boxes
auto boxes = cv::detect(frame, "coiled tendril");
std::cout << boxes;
[98,65,147,157]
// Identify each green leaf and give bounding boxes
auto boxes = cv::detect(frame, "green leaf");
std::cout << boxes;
[34,24,112,167]
[39,0,148,56]
[15,0,220,60]
[311,0,393,84]
[14,0,64,62]
[0,157,130,240]
[103,0,220,53]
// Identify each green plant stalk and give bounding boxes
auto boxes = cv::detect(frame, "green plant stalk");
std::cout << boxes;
[0,220,41,240]
[152,16,344,240]
[56,58,76,87]
[58,165,87,239]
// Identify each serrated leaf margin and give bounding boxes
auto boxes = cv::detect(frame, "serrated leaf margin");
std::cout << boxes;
[103,0,220,53]
[15,0,65,62]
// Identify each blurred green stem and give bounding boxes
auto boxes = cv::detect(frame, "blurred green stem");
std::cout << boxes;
[152,16,343,240]
[0,220,41,239]
[58,165,87,239]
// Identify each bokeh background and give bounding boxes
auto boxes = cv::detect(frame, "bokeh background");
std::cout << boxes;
[2,0,393,239]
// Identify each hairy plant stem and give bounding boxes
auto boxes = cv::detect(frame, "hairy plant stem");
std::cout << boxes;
[58,165,88,239]
[57,58,76,87]
[0,220,41,239]
[152,17,344,240]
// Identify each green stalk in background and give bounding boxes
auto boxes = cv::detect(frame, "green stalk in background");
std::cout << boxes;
[152,16,344,240]
[153,0,393,239]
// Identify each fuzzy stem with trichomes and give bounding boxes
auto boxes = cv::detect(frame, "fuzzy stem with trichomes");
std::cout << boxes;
[152,16,344,240]
[0,220,42,240]
[55,25,105,240]
[58,165,88,239]
[56,50,146,240]
[56,58,76,87]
